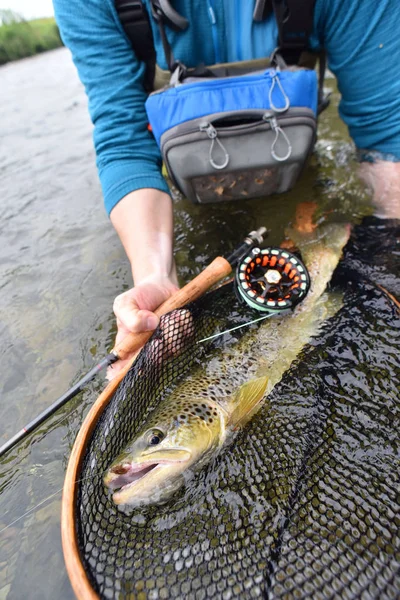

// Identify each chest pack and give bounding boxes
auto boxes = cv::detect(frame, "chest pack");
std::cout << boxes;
[115,0,328,204]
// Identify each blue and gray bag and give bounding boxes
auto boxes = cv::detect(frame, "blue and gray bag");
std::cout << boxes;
[146,64,319,203]
[116,0,327,203]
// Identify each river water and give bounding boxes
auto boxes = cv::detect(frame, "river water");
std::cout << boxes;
[0,48,372,599]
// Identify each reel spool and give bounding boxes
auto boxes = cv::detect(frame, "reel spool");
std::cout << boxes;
[235,247,310,313]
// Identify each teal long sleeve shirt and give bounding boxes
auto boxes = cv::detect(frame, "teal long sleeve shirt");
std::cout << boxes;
[53,0,400,215]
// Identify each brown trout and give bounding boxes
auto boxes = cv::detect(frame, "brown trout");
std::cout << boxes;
[104,220,351,506]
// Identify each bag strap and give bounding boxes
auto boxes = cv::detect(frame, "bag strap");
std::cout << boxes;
[271,0,328,114]
[317,50,329,114]
[150,0,188,73]
[115,0,156,90]
[115,0,322,87]
[271,0,316,65]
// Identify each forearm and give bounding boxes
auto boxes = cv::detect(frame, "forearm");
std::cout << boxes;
[358,161,400,219]
[110,188,177,285]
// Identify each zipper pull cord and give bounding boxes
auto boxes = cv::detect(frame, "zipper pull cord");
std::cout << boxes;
[200,122,230,170]
[265,115,292,162]
[269,73,290,113]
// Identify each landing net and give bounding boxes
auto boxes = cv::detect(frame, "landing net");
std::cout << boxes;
[76,218,400,599]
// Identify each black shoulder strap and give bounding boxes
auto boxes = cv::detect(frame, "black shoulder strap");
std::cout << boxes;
[115,0,156,91]
[269,0,328,113]
[271,0,316,65]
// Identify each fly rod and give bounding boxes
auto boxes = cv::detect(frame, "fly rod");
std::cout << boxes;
[0,227,266,459]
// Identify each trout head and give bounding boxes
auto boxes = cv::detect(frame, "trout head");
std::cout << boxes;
[104,397,226,507]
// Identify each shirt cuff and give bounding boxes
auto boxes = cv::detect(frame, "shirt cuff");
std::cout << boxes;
[356,149,400,164]
[100,161,171,215]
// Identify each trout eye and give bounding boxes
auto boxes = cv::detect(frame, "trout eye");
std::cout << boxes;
[147,429,164,446]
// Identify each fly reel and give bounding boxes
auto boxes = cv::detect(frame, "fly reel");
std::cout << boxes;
[235,247,311,313]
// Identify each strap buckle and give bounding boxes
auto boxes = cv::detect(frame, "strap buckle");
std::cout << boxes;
[169,60,187,85]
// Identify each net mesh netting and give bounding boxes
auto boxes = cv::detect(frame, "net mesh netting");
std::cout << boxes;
[76,219,400,599]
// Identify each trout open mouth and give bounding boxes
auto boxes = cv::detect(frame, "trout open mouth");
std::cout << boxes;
[104,461,162,492]
[104,449,192,499]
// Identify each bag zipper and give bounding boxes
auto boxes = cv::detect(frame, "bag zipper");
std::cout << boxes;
[161,109,315,147]
[150,68,280,95]
[161,109,316,170]
[199,123,230,169]
[198,115,293,165]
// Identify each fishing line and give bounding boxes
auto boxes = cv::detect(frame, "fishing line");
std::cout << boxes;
[196,313,274,344]
[0,474,94,535]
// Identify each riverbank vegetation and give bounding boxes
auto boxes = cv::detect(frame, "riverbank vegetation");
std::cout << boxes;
[0,11,63,65]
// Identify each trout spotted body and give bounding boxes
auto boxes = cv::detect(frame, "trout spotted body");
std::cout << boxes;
[104,222,351,507]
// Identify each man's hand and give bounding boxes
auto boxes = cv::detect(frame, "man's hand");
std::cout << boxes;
[107,276,179,380]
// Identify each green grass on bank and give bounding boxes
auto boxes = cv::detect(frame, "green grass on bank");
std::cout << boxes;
[0,17,63,65]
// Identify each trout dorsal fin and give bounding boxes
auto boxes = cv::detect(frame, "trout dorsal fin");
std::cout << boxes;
[227,376,268,428]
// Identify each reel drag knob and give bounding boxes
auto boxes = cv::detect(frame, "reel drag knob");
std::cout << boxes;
[235,247,310,313]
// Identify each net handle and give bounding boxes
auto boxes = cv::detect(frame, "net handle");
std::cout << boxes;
[61,255,232,600]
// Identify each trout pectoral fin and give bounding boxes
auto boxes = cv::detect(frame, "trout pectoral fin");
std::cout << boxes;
[228,376,268,428]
